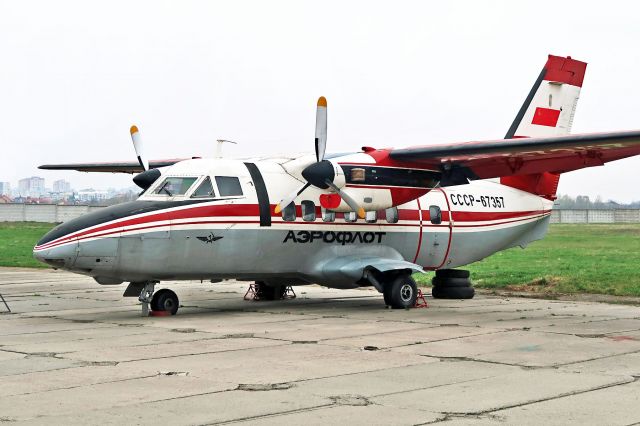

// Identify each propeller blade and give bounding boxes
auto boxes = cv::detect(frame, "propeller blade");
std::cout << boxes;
[130,125,149,171]
[274,182,311,214]
[325,180,365,219]
[315,96,327,162]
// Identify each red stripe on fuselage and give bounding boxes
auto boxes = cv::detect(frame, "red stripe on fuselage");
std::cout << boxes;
[35,202,551,250]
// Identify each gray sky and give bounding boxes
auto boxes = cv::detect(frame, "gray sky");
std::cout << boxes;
[1,0,639,202]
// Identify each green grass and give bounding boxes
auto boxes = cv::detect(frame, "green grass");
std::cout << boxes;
[415,224,640,297]
[2,222,640,297]
[0,222,56,268]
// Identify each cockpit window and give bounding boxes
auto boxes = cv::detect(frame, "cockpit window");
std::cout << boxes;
[191,177,216,198]
[215,176,243,197]
[153,177,197,196]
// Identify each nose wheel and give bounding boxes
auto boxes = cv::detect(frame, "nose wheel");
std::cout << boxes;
[134,282,179,316]
[150,289,180,315]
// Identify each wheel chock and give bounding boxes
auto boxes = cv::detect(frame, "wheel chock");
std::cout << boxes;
[282,286,296,300]
[244,284,296,301]
[414,289,429,308]
[244,283,259,301]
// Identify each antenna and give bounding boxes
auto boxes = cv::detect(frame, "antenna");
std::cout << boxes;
[215,139,238,158]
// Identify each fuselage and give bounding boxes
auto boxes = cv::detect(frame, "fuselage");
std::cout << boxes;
[33,154,554,288]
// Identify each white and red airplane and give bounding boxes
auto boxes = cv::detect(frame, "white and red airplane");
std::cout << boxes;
[34,55,640,314]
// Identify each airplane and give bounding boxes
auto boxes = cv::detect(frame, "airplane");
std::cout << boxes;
[33,55,640,315]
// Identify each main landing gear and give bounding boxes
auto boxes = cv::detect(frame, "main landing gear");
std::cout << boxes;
[124,282,180,316]
[381,274,418,309]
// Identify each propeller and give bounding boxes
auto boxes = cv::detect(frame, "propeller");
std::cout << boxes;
[130,125,149,171]
[325,180,365,218]
[315,96,327,161]
[274,97,365,218]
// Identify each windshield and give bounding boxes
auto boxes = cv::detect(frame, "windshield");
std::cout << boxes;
[191,177,215,198]
[153,177,197,196]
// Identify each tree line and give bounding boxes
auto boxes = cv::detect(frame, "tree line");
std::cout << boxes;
[555,194,640,210]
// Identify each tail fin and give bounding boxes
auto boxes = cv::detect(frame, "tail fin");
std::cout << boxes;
[501,55,587,199]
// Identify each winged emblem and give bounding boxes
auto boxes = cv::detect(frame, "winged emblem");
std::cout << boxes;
[196,233,224,244]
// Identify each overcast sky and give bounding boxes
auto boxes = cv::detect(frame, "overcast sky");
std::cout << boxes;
[1,0,639,201]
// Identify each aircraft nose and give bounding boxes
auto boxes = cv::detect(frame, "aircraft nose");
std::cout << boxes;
[33,228,79,269]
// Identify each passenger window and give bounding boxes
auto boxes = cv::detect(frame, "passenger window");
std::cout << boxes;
[322,208,335,222]
[429,205,442,224]
[191,177,215,198]
[301,201,316,222]
[282,202,296,222]
[215,176,243,197]
[345,212,358,222]
[385,207,399,223]
[365,211,377,223]
[153,177,197,196]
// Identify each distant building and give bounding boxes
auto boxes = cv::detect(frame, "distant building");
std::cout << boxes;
[18,176,45,197]
[53,179,71,193]
[77,189,109,202]
[0,182,10,196]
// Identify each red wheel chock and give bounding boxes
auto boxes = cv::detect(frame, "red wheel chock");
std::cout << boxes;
[414,289,429,308]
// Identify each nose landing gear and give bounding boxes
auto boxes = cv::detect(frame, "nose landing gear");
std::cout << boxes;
[124,282,180,316]
[150,289,180,315]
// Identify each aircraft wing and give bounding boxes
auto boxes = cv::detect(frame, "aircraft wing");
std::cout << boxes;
[389,130,640,184]
[38,159,189,174]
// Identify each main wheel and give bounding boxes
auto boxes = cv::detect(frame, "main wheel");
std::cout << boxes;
[387,275,418,309]
[255,282,284,300]
[383,286,393,306]
[151,289,180,315]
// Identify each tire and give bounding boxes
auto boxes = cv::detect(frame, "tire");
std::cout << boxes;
[152,289,180,314]
[149,292,161,311]
[255,283,286,301]
[435,269,470,279]
[432,285,475,299]
[431,276,471,288]
[383,286,393,306]
[387,275,418,309]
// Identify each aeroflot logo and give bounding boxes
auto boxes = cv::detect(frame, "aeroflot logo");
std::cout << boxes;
[282,230,386,245]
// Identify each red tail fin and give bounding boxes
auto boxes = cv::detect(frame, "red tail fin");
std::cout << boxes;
[501,55,587,199]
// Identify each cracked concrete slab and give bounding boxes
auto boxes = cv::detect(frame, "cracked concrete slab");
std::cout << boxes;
[373,369,633,415]
[1,268,640,425]
[454,379,640,426]
[243,404,444,425]
[394,329,640,367]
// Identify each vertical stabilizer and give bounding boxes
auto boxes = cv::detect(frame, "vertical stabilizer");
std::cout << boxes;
[501,55,587,198]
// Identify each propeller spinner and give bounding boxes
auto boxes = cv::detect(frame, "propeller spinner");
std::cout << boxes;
[274,97,365,218]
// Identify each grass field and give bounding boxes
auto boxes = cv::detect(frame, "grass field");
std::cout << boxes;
[1,222,639,296]
[0,222,56,268]
[415,224,640,297]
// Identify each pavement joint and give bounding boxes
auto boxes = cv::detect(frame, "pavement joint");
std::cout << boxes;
[418,354,550,370]
[443,376,636,417]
